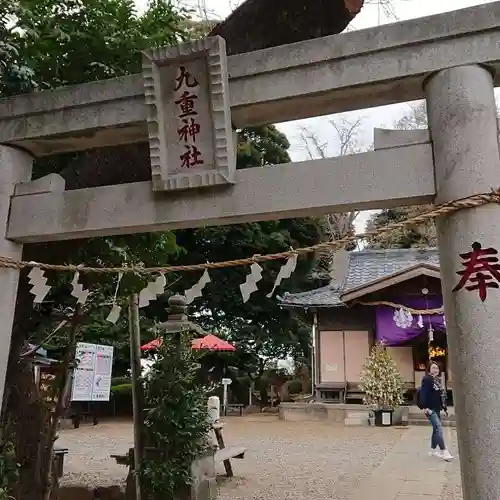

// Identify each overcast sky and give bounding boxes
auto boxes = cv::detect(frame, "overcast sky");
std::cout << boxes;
[135,0,496,231]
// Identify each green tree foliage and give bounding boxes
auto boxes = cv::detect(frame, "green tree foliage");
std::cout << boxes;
[142,327,211,499]
[173,124,321,365]
[237,125,292,168]
[366,206,437,249]
[1,0,188,93]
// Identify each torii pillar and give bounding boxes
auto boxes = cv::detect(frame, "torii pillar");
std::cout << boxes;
[0,146,33,407]
[425,64,500,500]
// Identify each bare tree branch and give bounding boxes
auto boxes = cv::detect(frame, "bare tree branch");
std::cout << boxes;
[298,126,329,160]
[328,116,364,156]
[297,117,370,277]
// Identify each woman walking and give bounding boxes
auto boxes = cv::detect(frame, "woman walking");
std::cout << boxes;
[419,361,453,461]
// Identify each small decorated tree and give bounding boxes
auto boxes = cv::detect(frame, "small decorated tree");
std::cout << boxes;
[359,342,405,410]
[141,295,212,500]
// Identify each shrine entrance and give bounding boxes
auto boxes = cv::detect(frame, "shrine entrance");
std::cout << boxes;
[412,329,452,402]
[412,331,447,372]
[0,2,500,499]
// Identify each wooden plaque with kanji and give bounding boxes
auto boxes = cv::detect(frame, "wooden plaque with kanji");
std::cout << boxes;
[142,36,235,192]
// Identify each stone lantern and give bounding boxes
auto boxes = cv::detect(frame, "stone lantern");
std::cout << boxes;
[154,294,206,339]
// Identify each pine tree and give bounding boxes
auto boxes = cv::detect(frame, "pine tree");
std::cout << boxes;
[366,206,437,249]
[359,342,405,409]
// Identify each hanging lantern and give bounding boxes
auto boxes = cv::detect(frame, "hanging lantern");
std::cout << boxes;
[428,326,434,343]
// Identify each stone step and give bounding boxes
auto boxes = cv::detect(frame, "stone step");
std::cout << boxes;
[409,413,456,422]
[344,418,367,426]
[408,419,456,427]
[344,412,369,426]
[409,411,455,418]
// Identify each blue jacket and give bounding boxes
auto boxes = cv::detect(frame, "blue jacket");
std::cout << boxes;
[420,374,446,413]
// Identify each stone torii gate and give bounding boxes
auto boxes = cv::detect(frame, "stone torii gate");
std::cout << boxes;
[1,2,500,498]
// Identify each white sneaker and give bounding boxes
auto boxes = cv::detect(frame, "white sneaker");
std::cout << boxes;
[441,450,453,461]
[429,450,442,458]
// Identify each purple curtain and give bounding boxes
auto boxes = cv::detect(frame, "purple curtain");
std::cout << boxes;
[375,296,445,346]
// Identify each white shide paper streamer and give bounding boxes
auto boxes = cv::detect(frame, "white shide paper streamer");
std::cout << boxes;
[106,272,124,324]
[266,254,298,298]
[138,273,166,308]
[329,247,349,283]
[185,270,211,304]
[240,262,263,303]
[28,266,51,303]
[71,271,90,305]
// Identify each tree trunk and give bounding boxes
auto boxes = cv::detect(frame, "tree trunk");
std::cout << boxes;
[9,362,50,500]
[42,308,81,500]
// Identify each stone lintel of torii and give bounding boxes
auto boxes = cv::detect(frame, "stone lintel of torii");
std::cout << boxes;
[1,2,500,499]
[7,136,435,242]
[0,1,498,157]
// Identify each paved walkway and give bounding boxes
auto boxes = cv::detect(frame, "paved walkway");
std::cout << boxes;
[348,425,461,500]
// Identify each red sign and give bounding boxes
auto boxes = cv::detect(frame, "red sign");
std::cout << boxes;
[453,242,500,302]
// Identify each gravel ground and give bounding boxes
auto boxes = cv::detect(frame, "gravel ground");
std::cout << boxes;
[58,415,462,500]
[215,415,403,500]
[58,419,130,489]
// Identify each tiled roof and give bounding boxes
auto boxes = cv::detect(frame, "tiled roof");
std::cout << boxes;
[279,248,440,308]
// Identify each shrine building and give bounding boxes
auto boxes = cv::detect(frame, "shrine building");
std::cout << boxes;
[279,248,450,404]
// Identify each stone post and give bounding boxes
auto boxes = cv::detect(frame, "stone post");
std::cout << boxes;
[0,146,33,407]
[425,64,500,500]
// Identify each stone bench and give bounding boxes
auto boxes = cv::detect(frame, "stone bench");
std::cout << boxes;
[224,404,244,416]
[212,422,247,477]
[214,445,246,462]
[110,452,130,466]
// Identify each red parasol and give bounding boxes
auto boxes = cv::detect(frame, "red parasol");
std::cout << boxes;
[192,334,236,352]
[141,334,235,352]
[140,338,163,351]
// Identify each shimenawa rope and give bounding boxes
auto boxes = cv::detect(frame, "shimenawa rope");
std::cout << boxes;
[356,300,443,315]
[0,188,498,275]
